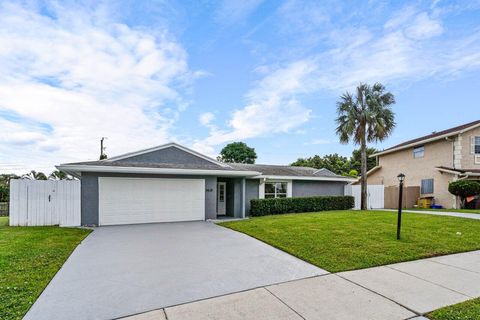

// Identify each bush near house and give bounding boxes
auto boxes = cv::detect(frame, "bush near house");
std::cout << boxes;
[448,180,480,209]
[250,196,354,216]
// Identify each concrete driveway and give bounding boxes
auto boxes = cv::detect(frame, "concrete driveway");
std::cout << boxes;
[24,222,326,320]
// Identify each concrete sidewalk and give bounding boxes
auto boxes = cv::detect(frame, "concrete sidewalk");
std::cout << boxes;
[123,250,480,320]
[382,208,480,220]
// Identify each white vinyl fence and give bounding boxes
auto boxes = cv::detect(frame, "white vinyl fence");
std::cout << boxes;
[9,179,81,226]
[345,184,384,210]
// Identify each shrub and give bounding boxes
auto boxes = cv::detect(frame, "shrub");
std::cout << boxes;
[448,180,480,208]
[250,195,355,216]
[0,185,8,202]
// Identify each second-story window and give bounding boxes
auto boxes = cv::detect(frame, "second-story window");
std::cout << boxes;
[413,146,424,158]
[472,136,480,164]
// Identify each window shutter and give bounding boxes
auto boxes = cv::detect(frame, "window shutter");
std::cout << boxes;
[472,136,476,154]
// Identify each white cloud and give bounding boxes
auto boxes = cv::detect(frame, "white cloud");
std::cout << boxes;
[195,60,316,152]
[199,112,215,126]
[0,2,194,173]
[214,0,264,25]
[308,7,480,91]
[405,13,443,40]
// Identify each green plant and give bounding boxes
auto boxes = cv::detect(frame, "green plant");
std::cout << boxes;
[218,142,257,164]
[448,180,480,208]
[250,196,354,216]
[291,153,351,176]
[336,83,395,210]
[0,185,8,202]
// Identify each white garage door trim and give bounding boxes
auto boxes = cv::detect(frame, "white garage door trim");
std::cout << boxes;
[99,177,205,226]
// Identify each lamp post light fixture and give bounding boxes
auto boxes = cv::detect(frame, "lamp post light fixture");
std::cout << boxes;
[397,173,405,240]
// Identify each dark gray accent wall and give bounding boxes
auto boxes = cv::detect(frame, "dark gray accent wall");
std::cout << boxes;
[245,179,259,215]
[81,173,99,226]
[292,180,346,197]
[232,179,241,218]
[115,146,215,166]
[80,172,217,226]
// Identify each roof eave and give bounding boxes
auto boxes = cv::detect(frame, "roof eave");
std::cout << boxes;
[56,164,260,177]
[436,167,461,175]
[252,174,356,182]
[372,122,480,157]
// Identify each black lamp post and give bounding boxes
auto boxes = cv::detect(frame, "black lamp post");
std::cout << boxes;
[397,173,405,240]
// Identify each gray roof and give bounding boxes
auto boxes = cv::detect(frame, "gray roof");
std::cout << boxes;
[64,160,232,171]
[62,160,344,178]
[228,163,341,177]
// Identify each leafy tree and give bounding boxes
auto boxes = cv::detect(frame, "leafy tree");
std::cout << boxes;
[0,174,19,186]
[336,83,395,210]
[448,180,480,208]
[0,185,8,202]
[22,170,48,180]
[291,154,351,176]
[348,169,359,177]
[218,142,257,164]
[350,147,378,173]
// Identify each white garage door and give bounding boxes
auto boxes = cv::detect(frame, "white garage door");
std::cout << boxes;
[98,177,205,226]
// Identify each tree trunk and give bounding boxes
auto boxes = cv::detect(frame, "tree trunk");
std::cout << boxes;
[360,137,368,210]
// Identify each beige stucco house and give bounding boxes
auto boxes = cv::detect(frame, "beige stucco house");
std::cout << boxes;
[366,120,480,209]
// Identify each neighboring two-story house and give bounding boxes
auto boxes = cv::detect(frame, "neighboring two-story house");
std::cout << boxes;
[366,120,480,209]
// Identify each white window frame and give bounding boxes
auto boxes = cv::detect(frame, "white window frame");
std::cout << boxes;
[413,146,425,158]
[259,180,292,199]
[472,136,480,164]
[420,178,434,195]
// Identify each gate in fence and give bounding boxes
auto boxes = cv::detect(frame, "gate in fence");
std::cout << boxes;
[344,184,385,210]
[9,179,81,226]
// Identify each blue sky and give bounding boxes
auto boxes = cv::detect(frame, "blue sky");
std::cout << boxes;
[1,0,480,173]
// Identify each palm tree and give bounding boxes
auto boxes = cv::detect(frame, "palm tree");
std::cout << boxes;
[336,83,396,210]
[49,170,68,180]
[22,170,48,180]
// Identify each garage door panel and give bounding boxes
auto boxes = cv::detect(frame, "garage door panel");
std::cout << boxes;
[99,178,205,225]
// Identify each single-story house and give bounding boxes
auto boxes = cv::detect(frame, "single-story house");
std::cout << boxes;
[57,143,354,226]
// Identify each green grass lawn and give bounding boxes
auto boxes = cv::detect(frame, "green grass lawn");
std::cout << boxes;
[408,208,480,214]
[428,297,480,320]
[0,217,91,320]
[220,210,480,272]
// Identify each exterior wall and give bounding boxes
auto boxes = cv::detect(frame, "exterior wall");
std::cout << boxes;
[368,138,457,208]
[461,126,480,169]
[114,146,216,166]
[292,180,346,197]
[81,173,99,226]
[80,172,217,226]
[245,179,259,214]
[231,178,245,218]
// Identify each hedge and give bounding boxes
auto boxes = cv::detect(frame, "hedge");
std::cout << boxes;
[250,195,355,216]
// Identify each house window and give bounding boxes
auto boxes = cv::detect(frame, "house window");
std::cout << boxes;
[264,182,287,198]
[471,137,480,164]
[421,179,434,194]
[413,146,424,158]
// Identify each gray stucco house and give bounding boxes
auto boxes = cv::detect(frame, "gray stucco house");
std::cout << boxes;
[57,143,354,226]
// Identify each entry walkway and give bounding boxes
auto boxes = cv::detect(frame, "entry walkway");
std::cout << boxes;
[125,250,480,320]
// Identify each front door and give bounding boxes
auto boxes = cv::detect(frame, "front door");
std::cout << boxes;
[217,182,226,215]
